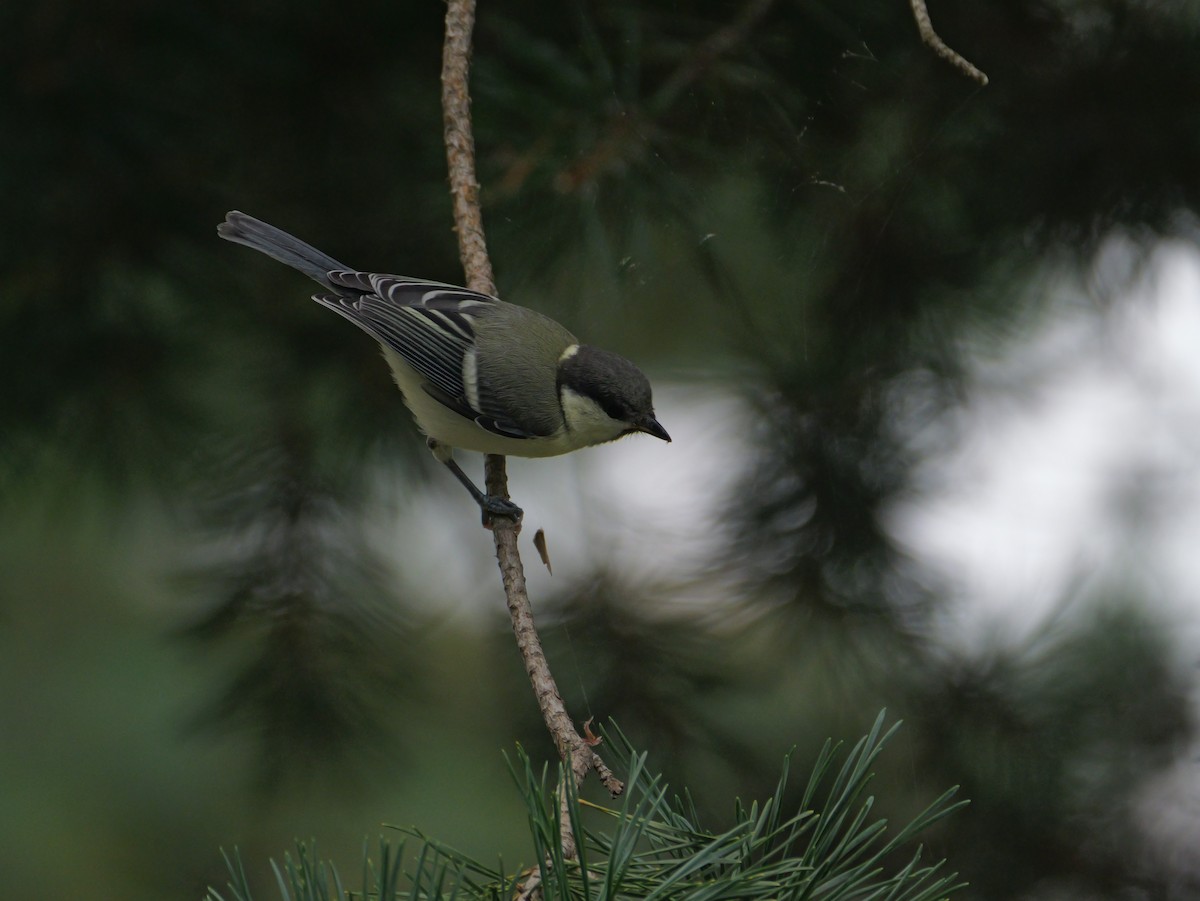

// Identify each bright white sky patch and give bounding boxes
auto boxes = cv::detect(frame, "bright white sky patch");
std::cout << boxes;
[893,240,1200,647]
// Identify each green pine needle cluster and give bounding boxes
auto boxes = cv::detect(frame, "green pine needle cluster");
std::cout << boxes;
[208,713,965,901]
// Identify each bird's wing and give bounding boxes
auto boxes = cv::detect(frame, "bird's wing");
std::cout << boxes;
[314,273,543,440]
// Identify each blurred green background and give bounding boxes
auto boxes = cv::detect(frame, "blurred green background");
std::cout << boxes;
[5,0,1200,897]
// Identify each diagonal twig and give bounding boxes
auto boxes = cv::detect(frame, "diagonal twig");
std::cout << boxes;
[440,0,624,863]
[908,0,988,85]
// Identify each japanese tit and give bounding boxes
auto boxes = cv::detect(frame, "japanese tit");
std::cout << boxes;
[218,211,670,521]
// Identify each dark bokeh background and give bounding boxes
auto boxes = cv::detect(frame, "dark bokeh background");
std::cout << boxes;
[5,0,1200,897]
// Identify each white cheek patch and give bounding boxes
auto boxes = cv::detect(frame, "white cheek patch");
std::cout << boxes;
[560,386,627,446]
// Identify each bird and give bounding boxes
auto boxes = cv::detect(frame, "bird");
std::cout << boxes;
[217,211,670,522]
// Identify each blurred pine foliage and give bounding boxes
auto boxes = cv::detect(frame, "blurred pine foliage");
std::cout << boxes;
[2,0,1199,897]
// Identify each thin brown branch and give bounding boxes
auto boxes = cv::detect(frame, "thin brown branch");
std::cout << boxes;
[908,0,988,85]
[440,0,624,863]
[442,0,495,297]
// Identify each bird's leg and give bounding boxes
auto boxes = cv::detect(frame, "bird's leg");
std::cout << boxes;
[427,438,523,525]
[446,458,524,525]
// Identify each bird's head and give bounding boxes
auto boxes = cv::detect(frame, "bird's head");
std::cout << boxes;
[556,345,671,447]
